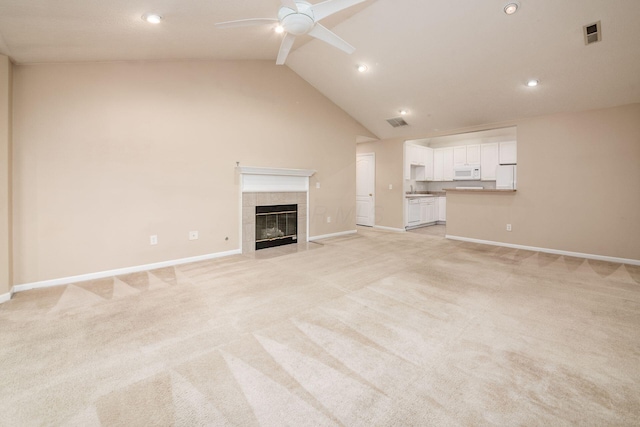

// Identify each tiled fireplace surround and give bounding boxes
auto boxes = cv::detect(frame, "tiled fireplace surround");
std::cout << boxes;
[242,192,307,254]
[238,166,314,254]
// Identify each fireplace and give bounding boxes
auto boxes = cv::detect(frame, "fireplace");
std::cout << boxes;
[255,204,298,250]
[237,166,315,254]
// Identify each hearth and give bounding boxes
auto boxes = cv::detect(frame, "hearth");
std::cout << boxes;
[255,204,298,250]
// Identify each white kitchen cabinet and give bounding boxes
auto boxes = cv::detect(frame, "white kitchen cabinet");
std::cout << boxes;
[438,196,446,222]
[408,145,433,181]
[453,146,467,167]
[404,145,418,179]
[480,143,499,181]
[406,196,438,227]
[454,144,480,166]
[421,197,437,223]
[442,147,454,181]
[420,200,428,224]
[423,147,434,180]
[410,145,421,165]
[405,144,433,180]
[435,147,454,181]
[433,149,444,181]
[466,144,480,164]
[499,141,517,164]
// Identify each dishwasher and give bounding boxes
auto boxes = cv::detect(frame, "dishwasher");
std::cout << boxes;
[408,198,421,226]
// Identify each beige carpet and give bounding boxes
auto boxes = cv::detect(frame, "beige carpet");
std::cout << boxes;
[1,228,639,426]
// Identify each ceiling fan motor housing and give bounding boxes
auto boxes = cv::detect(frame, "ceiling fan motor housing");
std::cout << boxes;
[278,1,315,35]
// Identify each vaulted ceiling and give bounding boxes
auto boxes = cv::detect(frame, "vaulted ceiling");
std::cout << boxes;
[1,0,638,139]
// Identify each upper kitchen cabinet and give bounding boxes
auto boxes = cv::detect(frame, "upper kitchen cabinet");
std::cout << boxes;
[453,144,480,166]
[499,141,517,164]
[443,148,454,181]
[480,143,499,181]
[404,143,433,180]
[434,147,454,181]
[422,147,434,181]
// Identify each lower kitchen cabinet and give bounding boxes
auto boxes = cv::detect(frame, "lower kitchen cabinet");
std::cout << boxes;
[438,196,446,222]
[420,198,437,224]
[406,196,446,228]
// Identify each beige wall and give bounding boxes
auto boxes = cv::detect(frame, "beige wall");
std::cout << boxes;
[356,138,404,229]
[447,103,640,261]
[0,55,12,295]
[368,104,640,261]
[12,60,374,284]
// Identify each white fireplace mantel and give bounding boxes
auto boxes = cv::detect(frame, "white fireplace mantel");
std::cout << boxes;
[236,166,316,177]
[237,166,316,193]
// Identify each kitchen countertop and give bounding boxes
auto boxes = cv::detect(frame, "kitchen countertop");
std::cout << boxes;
[405,191,447,198]
[444,188,517,193]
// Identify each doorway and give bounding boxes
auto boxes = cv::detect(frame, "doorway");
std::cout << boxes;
[356,153,375,226]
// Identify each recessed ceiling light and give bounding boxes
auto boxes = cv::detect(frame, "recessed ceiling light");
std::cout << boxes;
[526,79,539,87]
[275,25,284,34]
[504,2,519,15]
[400,109,408,115]
[142,13,163,24]
[357,64,368,72]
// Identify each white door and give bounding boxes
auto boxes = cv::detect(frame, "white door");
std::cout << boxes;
[356,153,375,226]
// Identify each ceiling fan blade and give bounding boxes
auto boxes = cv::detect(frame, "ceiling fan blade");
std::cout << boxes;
[309,0,367,21]
[308,24,355,54]
[215,18,278,29]
[281,0,299,12]
[276,33,297,65]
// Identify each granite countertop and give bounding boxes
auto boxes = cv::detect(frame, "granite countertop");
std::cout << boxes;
[444,188,517,193]
[405,191,446,198]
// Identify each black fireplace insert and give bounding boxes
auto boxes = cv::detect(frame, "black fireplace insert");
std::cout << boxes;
[255,204,298,250]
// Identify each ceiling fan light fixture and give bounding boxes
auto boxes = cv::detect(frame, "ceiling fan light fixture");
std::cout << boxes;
[275,25,284,34]
[503,2,519,15]
[142,13,163,24]
[526,79,539,87]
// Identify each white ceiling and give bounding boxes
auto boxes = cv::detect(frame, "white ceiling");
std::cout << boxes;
[1,0,639,140]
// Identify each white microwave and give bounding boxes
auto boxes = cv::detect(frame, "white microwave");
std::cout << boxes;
[454,165,481,180]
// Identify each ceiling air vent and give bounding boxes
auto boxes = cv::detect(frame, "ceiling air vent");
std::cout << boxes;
[583,20,602,45]
[386,117,409,128]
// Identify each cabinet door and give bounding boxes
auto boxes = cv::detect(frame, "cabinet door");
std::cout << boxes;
[499,141,517,164]
[480,143,499,181]
[427,200,437,223]
[433,149,444,181]
[420,201,428,224]
[453,146,467,166]
[423,147,434,180]
[438,197,446,221]
[443,147,454,181]
[405,145,418,179]
[466,144,480,164]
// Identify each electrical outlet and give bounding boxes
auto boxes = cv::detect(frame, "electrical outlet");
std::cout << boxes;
[189,231,199,240]
[506,224,512,232]
[150,235,158,245]
[389,184,393,190]
[327,216,331,223]
[316,182,321,189]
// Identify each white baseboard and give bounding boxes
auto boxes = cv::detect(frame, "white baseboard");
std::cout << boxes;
[0,291,11,304]
[309,230,357,241]
[445,235,640,266]
[12,249,242,294]
[373,225,405,232]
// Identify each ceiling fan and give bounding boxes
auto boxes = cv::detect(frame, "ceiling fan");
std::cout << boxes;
[215,0,366,65]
